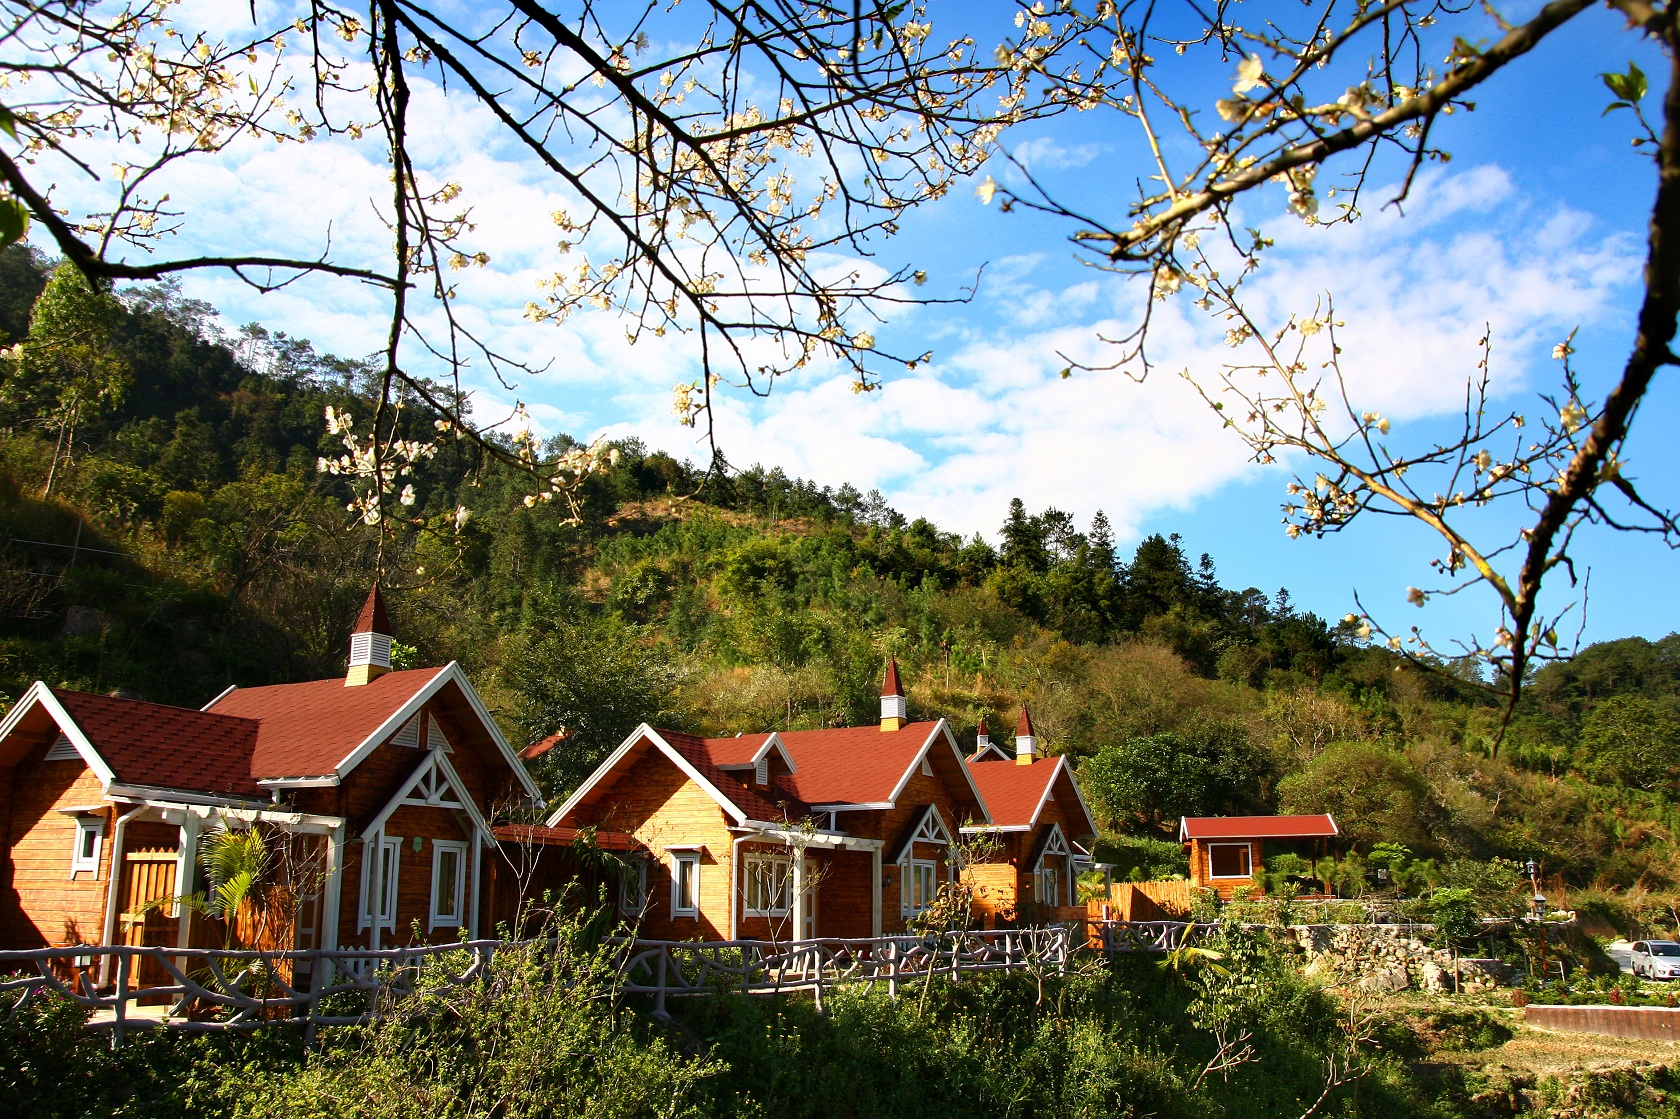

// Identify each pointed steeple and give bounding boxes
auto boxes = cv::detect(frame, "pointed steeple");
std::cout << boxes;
[974,716,991,757]
[346,584,393,687]
[880,657,906,732]
[1014,705,1037,765]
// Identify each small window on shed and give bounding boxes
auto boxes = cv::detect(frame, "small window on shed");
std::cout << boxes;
[44,734,78,762]
[71,817,104,877]
[754,758,769,786]
[1208,843,1252,879]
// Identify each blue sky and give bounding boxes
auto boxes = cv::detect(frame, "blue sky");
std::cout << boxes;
[40,2,1679,652]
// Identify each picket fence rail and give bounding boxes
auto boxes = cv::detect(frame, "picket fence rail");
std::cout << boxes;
[0,925,1084,1039]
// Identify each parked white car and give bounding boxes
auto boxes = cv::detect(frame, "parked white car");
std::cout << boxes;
[1632,941,1680,979]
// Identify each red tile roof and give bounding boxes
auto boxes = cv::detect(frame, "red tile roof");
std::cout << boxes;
[50,688,263,798]
[882,657,902,696]
[699,733,776,767]
[207,667,445,778]
[965,755,1058,828]
[655,729,800,822]
[1180,814,1339,840]
[354,584,390,634]
[775,722,941,806]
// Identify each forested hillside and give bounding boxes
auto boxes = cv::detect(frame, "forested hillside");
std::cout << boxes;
[0,248,1674,907]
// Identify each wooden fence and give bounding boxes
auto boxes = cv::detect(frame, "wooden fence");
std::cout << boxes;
[1089,921,1219,953]
[1109,881,1196,921]
[0,925,1080,1039]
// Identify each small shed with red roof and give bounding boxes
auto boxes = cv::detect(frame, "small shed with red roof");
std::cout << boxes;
[1180,814,1339,898]
[545,659,991,940]
[961,707,1098,926]
[0,586,541,973]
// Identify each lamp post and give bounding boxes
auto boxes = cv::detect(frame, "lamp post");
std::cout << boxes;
[1526,858,1550,983]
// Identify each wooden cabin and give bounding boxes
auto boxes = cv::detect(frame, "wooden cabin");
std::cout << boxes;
[1180,814,1339,899]
[0,586,540,975]
[961,709,1098,927]
[544,659,991,941]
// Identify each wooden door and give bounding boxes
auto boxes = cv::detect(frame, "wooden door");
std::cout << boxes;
[118,848,179,990]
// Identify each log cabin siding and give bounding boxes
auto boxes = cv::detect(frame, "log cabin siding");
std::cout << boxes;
[4,751,115,948]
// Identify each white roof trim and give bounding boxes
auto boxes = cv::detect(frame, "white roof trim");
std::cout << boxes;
[0,682,117,786]
[1030,822,1071,871]
[960,824,1032,834]
[1063,757,1099,839]
[257,775,340,789]
[329,663,540,801]
[810,801,896,812]
[547,724,752,827]
[1024,756,1064,828]
[969,744,1010,762]
[200,684,237,712]
[360,748,493,842]
[883,720,992,825]
[105,782,267,809]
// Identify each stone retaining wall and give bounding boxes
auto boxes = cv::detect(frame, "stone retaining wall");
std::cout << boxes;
[1286,923,1518,992]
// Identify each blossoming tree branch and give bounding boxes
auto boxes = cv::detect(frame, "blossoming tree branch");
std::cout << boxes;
[976,0,1680,732]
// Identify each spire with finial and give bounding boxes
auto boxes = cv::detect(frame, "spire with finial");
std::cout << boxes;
[880,657,906,732]
[1014,705,1037,765]
[346,584,393,687]
[974,716,991,757]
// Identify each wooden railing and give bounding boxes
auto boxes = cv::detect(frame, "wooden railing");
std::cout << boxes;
[0,941,502,1042]
[615,925,1077,1017]
[0,925,1080,1037]
[1090,920,1219,953]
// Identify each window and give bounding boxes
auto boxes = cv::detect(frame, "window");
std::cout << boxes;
[427,714,454,753]
[70,817,103,877]
[362,836,401,929]
[743,854,791,917]
[44,733,79,762]
[619,857,649,915]
[1654,943,1680,957]
[1208,843,1252,879]
[904,859,938,915]
[1036,864,1063,906]
[754,758,769,786]
[430,840,467,930]
[671,853,700,917]
[919,756,933,777]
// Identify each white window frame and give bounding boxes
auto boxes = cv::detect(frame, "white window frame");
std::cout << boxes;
[619,856,649,915]
[904,858,938,915]
[429,839,468,930]
[671,852,701,918]
[70,816,103,878]
[1207,842,1253,880]
[361,835,402,930]
[743,854,792,917]
[1036,863,1063,907]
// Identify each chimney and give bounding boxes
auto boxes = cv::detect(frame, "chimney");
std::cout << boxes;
[880,657,906,732]
[346,584,393,687]
[1014,705,1037,765]
[974,716,991,757]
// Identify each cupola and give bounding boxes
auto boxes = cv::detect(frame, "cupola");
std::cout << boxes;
[974,716,991,757]
[1014,705,1037,765]
[346,584,392,687]
[880,657,906,732]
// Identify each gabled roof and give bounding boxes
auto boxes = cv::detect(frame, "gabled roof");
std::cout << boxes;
[547,725,800,829]
[0,683,266,799]
[208,666,444,779]
[205,662,536,797]
[775,721,987,815]
[703,731,796,773]
[963,754,1097,839]
[1179,814,1339,841]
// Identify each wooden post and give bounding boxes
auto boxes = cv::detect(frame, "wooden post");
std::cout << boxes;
[887,941,899,998]
[111,950,130,1048]
[655,948,669,1019]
